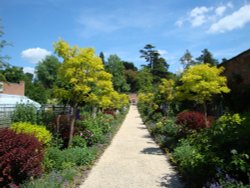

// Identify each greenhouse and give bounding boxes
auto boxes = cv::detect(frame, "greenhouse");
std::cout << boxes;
[0,94,41,110]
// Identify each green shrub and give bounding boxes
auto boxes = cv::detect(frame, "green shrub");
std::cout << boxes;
[172,113,250,186]
[173,140,204,170]
[172,139,209,186]
[77,113,110,145]
[151,118,182,150]
[37,109,56,131]
[98,114,114,134]
[216,113,245,130]
[72,135,87,148]
[43,147,96,171]
[11,122,52,145]
[12,103,37,124]
[21,168,77,188]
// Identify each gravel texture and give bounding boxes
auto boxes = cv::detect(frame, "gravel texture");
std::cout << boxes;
[80,105,183,188]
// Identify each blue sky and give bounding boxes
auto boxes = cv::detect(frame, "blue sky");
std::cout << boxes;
[1,0,250,74]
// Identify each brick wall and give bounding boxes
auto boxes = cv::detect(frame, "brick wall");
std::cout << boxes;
[129,93,138,104]
[219,49,250,112]
[1,81,25,96]
[220,49,250,85]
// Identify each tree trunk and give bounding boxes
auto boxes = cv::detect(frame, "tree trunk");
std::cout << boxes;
[68,104,77,147]
[203,102,208,127]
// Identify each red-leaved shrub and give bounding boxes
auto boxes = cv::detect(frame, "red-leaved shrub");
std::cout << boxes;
[0,129,44,187]
[176,111,210,130]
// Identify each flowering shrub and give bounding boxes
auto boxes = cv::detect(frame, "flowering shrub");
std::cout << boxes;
[11,122,52,145]
[176,111,209,130]
[0,129,44,187]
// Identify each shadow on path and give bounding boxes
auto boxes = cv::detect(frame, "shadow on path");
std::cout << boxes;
[159,173,184,188]
[141,147,164,155]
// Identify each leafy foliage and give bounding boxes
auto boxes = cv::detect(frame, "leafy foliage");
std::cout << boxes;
[54,39,115,109]
[106,54,129,92]
[21,168,77,188]
[0,21,10,68]
[54,39,120,146]
[137,67,153,92]
[2,66,24,83]
[124,69,138,92]
[35,55,60,89]
[72,135,87,148]
[12,103,38,124]
[0,129,44,187]
[140,44,169,84]
[196,48,218,66]
[176,111,209,130]
[11,122,52,145]
[180,49,196,69]
[176,64,230,104]
[157,78,174,101]
[172,113,250,186]
[43,147,96,172]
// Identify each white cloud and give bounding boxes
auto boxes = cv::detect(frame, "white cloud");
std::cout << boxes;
[189,6,211,27]
[21,48,51,64]
[208,4,250,33]
[190,6,210,17]
[227,2,233,8]
[215,6,227,16]
[177,3,236,28]
[23,67,35,75]
[175,20,183,27]
[158,49,168,55]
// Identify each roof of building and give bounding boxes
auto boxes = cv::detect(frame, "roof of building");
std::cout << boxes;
[220,48,250,67]
[0,94,41,109]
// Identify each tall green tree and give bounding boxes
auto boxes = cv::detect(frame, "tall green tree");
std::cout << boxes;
[122,61,138,71]
[140,44,160,69]
[124,69,138,93]
[99,52,105,64]
[54,39,115,147]
[140,44,169,84]
[196,49,218,66]
[180,49,196,69]
[106,55,129,92]
[176,64,230,125]
[122,61,138,92]
[22,73,49,104]
[137,67,153,92]
[35,55,60,89]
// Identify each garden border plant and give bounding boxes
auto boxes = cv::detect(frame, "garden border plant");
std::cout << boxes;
[20,106,129,188]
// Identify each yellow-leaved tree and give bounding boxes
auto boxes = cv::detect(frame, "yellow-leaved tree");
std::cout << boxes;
[158,78,174,102]
[176,64,230,125]
[54,39,118,146]
[156,78,175,114]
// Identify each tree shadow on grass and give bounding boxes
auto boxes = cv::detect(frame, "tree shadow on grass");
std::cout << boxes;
[158,173,184,188]
[140,147,164,155]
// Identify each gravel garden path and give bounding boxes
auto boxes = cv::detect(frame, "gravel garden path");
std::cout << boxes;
[80,105,183,188]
